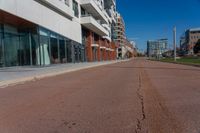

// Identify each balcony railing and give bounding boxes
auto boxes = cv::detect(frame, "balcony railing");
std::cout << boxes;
[80,0,108,23]
[35,0,74,19]
[81,14,109,36]
[81,14,103,26]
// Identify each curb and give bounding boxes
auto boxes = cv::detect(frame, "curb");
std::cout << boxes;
[0,60,130,88]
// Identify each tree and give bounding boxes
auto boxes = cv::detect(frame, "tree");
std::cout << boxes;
[193,39,200,54]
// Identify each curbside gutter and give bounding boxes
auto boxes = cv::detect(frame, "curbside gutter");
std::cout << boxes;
[0,59,130,88]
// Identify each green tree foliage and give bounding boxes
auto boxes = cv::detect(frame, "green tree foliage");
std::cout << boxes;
[194,39,200,54]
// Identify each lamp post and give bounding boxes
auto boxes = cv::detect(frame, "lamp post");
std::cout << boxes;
[173,27,177,62]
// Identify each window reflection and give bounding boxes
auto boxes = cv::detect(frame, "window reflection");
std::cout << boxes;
[0,24,85,67]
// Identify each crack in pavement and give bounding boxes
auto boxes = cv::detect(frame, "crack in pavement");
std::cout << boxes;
[138,74,146,121]
[136,60,185,133]
[135,73,147,133]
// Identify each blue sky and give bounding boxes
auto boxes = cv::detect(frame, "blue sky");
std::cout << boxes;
[116,0,200,51]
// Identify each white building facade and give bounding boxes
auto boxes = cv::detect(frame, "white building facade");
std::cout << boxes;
[0,0,117,67]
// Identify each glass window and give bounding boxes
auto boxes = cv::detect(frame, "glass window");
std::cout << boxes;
[73,0,79,18]
[66,39,72,63]
[1,24,39,67]
[39,28,51,65]
[81,7,86,16]
[80,45,85,62]
[59,37,66,63]
[74,45,79,62]
[50,34,59,64]
[4,25,19,67]
[18,33,31,66]
[4,33,19,67]
[31,32,40,66]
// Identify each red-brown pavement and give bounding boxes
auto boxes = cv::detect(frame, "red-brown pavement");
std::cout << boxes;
[0,58,200,133]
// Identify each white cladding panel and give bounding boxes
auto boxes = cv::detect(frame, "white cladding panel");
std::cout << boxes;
[0,0,82,43]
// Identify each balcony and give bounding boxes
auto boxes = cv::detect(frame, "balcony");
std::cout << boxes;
[80,0,108,23]
[103,36,111,42]
[103,10,112,23]
[81,15,109,36]
[36,0,74,19]
[91,44,99,47]
[100,46,106,49]
[109,9,117,23]
[102,24,111,31]
[108,0,116,6]
[106,48,114,51]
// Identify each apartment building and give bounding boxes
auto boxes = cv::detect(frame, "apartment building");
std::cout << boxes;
[104,0,117,40]
[184,28,200,54]
[104,0,118,59]
[147,39,168,58]
[114,12,126,59]
[80,0,116,62]
[0,0,117,67]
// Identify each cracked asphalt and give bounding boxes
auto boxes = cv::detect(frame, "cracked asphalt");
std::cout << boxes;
[0,58,200,133]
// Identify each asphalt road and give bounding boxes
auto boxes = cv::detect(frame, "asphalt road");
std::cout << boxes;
[0,58,200,133]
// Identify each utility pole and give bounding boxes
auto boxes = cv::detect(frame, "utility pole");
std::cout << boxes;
[173,26,177,62]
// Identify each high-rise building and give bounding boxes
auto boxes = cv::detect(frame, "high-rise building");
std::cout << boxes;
[0,0,119,67]
[147,39,168,58]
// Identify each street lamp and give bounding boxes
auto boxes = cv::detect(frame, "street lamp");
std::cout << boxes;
[173,26,177,62]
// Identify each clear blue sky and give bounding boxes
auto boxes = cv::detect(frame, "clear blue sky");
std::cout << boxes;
[116,0,200,52]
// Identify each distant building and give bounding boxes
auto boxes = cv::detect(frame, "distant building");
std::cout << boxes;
[185,28,200,54]
[179,36,187,55]
[147,39,168,58]
[114,12,126,58]
[180,36,186,49]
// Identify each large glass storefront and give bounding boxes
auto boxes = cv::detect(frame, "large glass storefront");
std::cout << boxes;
[0,23,85,67]
[2,24,33,67]
[39,27,86,65]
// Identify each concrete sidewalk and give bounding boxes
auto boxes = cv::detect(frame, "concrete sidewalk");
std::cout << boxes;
[0,60,128,88]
